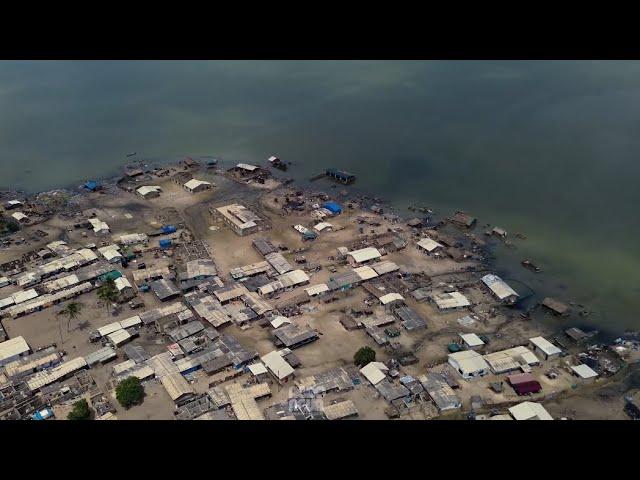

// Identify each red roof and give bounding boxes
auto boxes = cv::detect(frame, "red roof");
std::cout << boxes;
[508,373,541,395]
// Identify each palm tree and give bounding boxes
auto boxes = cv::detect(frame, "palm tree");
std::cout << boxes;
[61,301,83,332]
[97,279,119,314]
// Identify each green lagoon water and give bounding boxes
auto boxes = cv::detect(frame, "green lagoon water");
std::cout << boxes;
[1,61,638,332]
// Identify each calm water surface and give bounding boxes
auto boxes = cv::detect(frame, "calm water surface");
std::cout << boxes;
[1,61,638,332]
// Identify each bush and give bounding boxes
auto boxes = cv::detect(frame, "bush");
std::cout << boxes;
[116,377,145,408]
[67,399,92,420]
[354,346,376,366]
[0,217,19,236]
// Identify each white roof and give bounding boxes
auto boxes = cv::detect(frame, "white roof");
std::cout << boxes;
[314,222,333,232]
[136,185,162,196]
[353,266,379,281]
[0,297,14,309]
[509,401,553,421]
[247,362,269,376]
[108,329,131,346]
[0,336,30,362]
[184,179,212,190]
[448,350,489,375]
[371,261,399,275]
[7,200,22,206]
[433,291,471,309]
[571,364,599,379]
[270,316,292,329]
[11,212,28,221]
[379,292,404,305]
[483,346,539,374]
[305,284,329,296]
[293,224,309,234]
[98,245,122,261]
[417,237,443,252]
[460,333,485,347]
[88,218,110,233]
[236,163,258,171]
[113,359,136,375]
[529,336,562,357]
[261,350,294,380]
[119,315,141,329]
[12,289,39,304]
[481,274,519,300]
[119,233,148,245]
[114,277,132,291]
[97,321,123,337]
[359,362,388,385]
[283,269,310,285]
[26,357,87,391]
[347,247,382,263]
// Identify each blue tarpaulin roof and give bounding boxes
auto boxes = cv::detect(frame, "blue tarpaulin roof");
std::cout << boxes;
[322,202,342,214]
[159,239,172,249]
[161,225,177,234]
[84,181,98,191]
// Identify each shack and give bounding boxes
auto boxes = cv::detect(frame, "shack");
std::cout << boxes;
[507,373,542,396]
[261,350,295,384]
[432,291,471,310]
[541,297,569,316]
[346,247,382,267]
[273,323,319,349]
[136,185,162,199]
[450,211,477,228]
[416,237,443,254]
[184,179,213,193]
[459,333,485,350]
[420,373,462,412]
[481,274,519,304]
[529,336,562,360]
[150,279,181,302]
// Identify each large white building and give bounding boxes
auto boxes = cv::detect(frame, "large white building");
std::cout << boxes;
[508,401,553,420]
[448,350,489,379]
[215,204,263,236]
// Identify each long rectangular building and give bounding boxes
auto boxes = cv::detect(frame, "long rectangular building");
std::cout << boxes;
[4,282,93,318]
[257,270,310,296]
[26,357,88,391]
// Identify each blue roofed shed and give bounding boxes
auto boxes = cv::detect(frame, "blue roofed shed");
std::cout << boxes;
[322,202,342,214]
[161,225,177,234]
[84,181,99,191]
[159,239,172,249]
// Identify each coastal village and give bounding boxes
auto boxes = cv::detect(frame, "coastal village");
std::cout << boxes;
[0,156,639,421]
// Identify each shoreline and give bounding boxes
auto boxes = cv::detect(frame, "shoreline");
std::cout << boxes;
[0,158,626,341]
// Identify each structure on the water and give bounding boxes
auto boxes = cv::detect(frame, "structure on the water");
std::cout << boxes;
[325,168,356,184]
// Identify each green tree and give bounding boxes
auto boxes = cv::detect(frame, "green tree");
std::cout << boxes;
[0,216,20,235]
[354,346,376,366]
[67,399,92,420]
[116,377,145,408]
[97,278,118,314]
[60,301,83,332]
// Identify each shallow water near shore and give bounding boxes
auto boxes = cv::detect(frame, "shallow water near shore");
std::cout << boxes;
[0,60,639,333]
